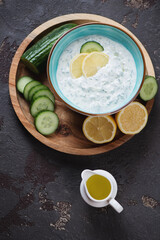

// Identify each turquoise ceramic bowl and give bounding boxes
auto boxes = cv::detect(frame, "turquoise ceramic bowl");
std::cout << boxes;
[47,23,145,116]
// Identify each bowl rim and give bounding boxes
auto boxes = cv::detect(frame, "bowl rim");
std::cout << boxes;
[47,22,146,116]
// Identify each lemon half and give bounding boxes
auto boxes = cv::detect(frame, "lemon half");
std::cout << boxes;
[83,115,117,144]
[115,102,148,134]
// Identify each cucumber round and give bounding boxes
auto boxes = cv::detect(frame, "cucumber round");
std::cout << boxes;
[28,84,48,102]
[35,111,59,135]
[80,41,104,53]
[140,76,158,101]
[16,76,33,93]
[32,89,55,103]
[30,96,54,117]
[24,80,41,100]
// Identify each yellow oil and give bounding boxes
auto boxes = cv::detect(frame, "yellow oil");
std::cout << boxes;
[86,174,111,200]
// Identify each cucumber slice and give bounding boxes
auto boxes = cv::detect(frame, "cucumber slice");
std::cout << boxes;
[28,84,48,102]
[140,76,158,101]
[24,81,41,100]
[35,111,59,135]
[32,89,55,103]
[16,76,33,93]
[30,96,54,117]
[80,41,104,53]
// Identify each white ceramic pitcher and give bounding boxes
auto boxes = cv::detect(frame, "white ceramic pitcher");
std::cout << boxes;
[80,169,123,213]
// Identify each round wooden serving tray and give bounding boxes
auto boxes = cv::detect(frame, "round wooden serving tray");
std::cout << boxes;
[9,13,155,155]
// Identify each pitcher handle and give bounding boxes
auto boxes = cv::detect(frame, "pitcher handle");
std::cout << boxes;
[109,198,123,213]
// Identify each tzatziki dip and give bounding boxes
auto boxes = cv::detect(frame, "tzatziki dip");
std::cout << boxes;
[57,35,137,114]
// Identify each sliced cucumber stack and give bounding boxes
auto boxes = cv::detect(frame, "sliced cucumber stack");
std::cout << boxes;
[16,76,59,135]
[16,76,34,93]
[80,41,104,53]
[30,96,54,117]
[32,89,55,103]
[140,76,158,101]
[28,84,48,102]
[35,111,59,135]
[24,80,41,100]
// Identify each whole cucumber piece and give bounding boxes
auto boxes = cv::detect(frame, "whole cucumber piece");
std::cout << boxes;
[21,23,77,74]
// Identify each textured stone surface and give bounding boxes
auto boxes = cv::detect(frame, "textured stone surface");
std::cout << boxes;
[0,0,160,239]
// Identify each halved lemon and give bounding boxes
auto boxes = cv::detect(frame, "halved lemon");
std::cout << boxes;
[115,102,148,134]
[83,115,117,144]
[70,53,88,78]
[82,52,109,78]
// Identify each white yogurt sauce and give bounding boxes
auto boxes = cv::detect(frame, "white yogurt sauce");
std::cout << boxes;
[57,35,137,113]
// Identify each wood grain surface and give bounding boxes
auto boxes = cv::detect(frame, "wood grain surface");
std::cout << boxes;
[9,13,155,155]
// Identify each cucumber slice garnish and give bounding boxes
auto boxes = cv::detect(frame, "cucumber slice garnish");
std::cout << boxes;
[30,96,54,117]
[32,89,55,103]
[80,41,104,53]
[28,84,48,102]
[140,76,158,101]
[35,111,59,135]
[16,76,33,93]
[24,80,41,100]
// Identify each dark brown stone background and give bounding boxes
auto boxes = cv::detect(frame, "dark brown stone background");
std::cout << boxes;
[0,1,160,239]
